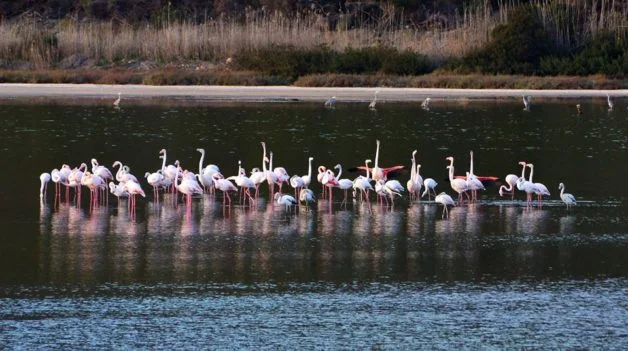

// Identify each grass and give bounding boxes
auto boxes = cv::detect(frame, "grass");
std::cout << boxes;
[0,1,625,69]
[1,69,625,90]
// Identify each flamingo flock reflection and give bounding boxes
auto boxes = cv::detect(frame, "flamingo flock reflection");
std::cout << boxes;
[39,140,577,219]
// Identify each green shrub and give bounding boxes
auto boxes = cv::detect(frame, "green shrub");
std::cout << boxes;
[540,33,627,78]
[382,50,431,75]
[458,6,552,74]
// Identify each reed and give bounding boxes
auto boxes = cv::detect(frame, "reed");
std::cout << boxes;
[0,1,625,71]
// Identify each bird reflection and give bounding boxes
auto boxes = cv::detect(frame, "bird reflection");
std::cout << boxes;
[37,195,576,284]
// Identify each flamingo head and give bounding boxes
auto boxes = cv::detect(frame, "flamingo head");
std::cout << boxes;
[159,149,166,154]
[79,163,87,171]
[174,160,180,166]
[251,167,260,173]
[412,150,417,157]
[317,166,326,173]
[144,172,150,178]
[261,141,266,147]
[527,163,534,169]
[518,161,527,167]
[264,156,269,163]
[365,159,372,166]
[91,158,98,166]
[376,139,380,145]
[417,164,421,170]
[446,165,452,170]
[334,164,341,170]
[123,165,131,172]
[196,148,204,153]
[112,161,122,168]
[445,156,453,162]
[498,187,504,197]
[309,157,314,162]
[558,182,565,190]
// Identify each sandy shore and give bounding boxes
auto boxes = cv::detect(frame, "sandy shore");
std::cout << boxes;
[0,84,625,102]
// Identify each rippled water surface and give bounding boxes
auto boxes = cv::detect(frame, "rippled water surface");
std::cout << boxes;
[0,98,626,349]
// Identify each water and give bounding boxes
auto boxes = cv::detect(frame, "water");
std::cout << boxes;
[1,98,627,348]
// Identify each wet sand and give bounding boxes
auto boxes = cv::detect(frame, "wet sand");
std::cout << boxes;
[0,84,625,102]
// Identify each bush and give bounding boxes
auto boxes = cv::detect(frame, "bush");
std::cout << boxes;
[540,33,627,78]
[457,6,552,75]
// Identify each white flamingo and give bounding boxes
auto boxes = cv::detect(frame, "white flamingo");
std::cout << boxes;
[446,156,468,204]
[558,182,576,209]
[527,163,550,206]
[39,172,51,199]
[274,192,298,211]
[435,192,455,219]
[421,178,438,200]
[353,159,374,202]
[498,172,519,200]
[333,164,354,205]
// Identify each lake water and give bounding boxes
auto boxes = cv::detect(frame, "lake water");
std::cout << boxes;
[0,98,627,349]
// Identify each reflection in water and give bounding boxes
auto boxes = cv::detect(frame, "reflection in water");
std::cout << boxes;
[35,197,627,284]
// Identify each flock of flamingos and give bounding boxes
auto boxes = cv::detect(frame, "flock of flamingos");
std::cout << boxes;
[38,139,577,219]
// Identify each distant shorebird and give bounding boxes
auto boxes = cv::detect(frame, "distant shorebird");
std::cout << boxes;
[113,92,121,108]
[421,97,431,110]
[324,96,336,108]
[607,94,613,111]
[576,104,582,114]
[368,90,380,110]
[522,95,531,111]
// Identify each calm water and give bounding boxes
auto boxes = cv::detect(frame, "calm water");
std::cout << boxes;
[1,98,627,349]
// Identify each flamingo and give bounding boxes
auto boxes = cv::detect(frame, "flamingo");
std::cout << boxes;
[607,94,613,111]
[367,139,405,182]
[368,90,380,110]
[321,169,338,207]
[145,171,165,200]
[516,177,538,207]
[422,178,438,200]
[290,175,305,200]
[523,95,531,111]
[81,171,106,208]
[446,157,468,204]
[249,167,266,201]
[407,150,422,201]
[435,192,455,219]
[274,192,298,212]
[299,188,316,209]
[160,149,179,193]
[109,182,129,199]
[51,168,68,202]
[67,163,87,203]
[324,96,336,108]
[113,92,121,107]
[91,158,113,181]
[214,176,238,207]
[558,182,576,209]
[124,180,145,214]
[333,164,354,205]
[316,165,328,198]
[383,179,404,205]
[39,172,51,199]
[527,163,550,206]
[271,152,290,193]
[421,97,431,109]
[353,159,374,202]
[174,165,203,206]
[466,150,485,201]
[228,161,256,206]
[196,148,220,193]
[498,173,519,200]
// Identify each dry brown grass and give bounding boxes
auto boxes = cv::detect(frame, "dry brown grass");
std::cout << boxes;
[0,69,290,85]
[0,1,625,69]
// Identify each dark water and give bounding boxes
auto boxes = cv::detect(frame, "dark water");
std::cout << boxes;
[1,99,627,348]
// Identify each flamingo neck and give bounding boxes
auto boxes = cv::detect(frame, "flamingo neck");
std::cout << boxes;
[307,158,312,179]
[365,161,371,180]
[470,152,474,176]
[375,141,380,168]
[198,150,205,175]
[520,164,526,179]
[528,167,534,182]
[410,154,416,181]
[161,151,167,172]
[336,165,342,180]
[448,165,454,181]
[39,179,46,196]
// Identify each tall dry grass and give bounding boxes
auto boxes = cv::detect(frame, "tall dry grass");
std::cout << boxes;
[0,0,625,69]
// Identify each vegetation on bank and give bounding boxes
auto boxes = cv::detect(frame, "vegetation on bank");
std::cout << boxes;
[0,1,625,86]
[1,69,624,90]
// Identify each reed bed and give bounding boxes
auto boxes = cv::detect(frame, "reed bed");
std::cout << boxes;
[0,0,625,70]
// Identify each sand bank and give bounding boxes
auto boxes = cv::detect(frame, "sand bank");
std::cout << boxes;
[0,84,625,102]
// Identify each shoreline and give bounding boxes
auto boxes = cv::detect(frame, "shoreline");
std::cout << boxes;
[0,84,626,102]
